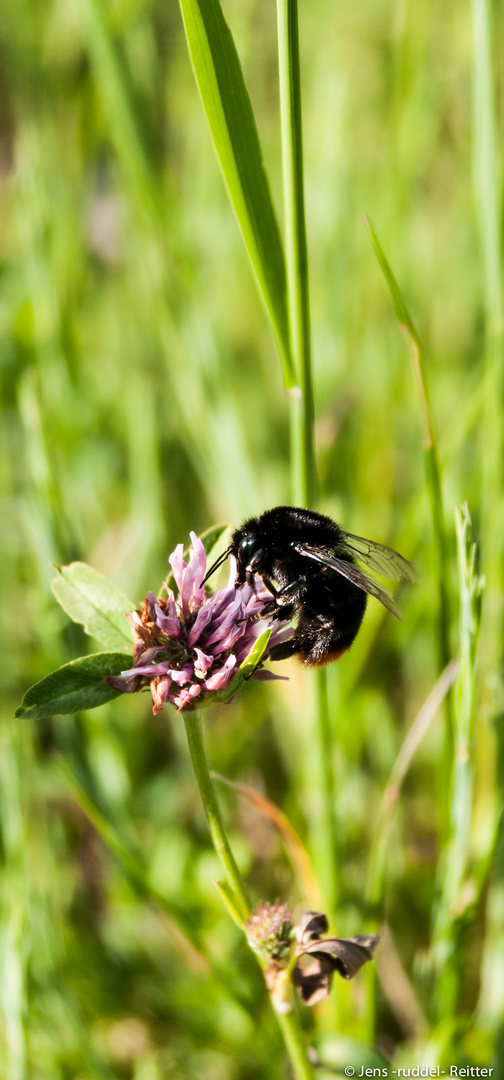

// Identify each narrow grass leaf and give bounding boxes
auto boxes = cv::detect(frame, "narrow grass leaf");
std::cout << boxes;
[52,562,134,651]
[471,0,504,684]
[431,505,483,1016]
[178,0,294,386]
[15,652,132,720]
[214,880,246,927]
[364,215,453,759]
[363,216,419,347]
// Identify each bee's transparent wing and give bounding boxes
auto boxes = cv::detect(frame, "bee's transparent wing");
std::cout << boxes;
[340,532,420,583]
[292,543,404,620]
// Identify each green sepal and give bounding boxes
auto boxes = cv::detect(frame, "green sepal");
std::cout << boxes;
[212,626,273,706]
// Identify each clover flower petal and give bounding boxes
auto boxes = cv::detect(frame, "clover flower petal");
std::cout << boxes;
[105,532,292,714]
[204,654,237,691]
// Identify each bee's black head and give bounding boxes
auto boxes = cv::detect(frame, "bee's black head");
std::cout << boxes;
[232,527,265,583]
[200,517,265,588]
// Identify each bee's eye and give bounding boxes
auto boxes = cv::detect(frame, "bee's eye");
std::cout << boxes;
[238,534,258,562]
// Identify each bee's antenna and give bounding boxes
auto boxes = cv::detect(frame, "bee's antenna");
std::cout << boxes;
[200,546,232,588]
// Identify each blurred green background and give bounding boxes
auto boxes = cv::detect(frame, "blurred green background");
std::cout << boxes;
[1,0,503,1075]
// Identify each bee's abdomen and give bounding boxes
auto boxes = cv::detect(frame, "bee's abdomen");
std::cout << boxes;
[299,645,348,667]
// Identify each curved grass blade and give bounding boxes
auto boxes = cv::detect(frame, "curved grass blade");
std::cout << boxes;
[178,0,294,388]
[15,652,132,720]
[364,216,453,747]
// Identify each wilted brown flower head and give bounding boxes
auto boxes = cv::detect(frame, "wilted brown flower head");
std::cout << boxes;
[246,904,379,1011]
[292,911,380,1006]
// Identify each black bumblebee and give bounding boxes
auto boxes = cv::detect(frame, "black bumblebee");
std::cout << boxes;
[203,506,419,667]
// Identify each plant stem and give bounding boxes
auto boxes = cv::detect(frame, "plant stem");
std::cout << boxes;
[277,0,316,508]
[432,506,480,1018]
[471,0,504,699]
[276,1011,317,1080]
[183,711,250,922]
[313,668,338,915]
[184,712,316,1080]
[277,0,338,920]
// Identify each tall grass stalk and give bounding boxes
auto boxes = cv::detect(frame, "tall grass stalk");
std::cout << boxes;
[470,3,504,1045]
[364,217,455,850]
[471,0,504,700]
[183,712,316,1080]
[276,0,316,508]
[277,0,338,922]
[431,505,481,1017]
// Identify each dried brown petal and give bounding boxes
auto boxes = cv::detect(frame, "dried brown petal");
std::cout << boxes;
[301,933,380,980]
[292,912,380,1006]
[295,910,329,945]
[292,953,334,1006]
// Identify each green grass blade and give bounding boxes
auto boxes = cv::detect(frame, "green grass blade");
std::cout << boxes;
[471,0,504,691]
[431,505,483,1017]
[178,0,294,388]
[276,0,316,507]
[364,217,452,711]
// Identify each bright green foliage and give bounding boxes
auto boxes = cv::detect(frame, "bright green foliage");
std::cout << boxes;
[1,0,504,1076]
[178,0,293,386]
[51,563,135,650]
[15,652,132,719]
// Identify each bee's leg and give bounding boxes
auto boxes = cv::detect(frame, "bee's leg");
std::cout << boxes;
[255,598,296,621]
[243,598,277,623]
[268,637,301,661]
[274,575,307,605]
[251,575,306,621]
